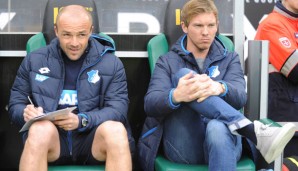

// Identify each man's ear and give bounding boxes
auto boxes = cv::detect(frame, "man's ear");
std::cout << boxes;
[90,25,94,35]
[181,22,188,34]
[216,21,219,33]
[54,24,58,37]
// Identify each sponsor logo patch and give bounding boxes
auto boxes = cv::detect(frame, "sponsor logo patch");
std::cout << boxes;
[35,74,49,82]
[279,37,291,48]
[59,90,78,105]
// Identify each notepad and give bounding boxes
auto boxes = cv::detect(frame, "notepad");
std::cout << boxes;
[19,106,77,132]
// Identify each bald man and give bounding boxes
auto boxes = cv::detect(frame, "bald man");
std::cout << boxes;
[9,5,134,171]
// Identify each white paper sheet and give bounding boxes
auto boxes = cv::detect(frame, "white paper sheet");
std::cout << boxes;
[19,106,77,132]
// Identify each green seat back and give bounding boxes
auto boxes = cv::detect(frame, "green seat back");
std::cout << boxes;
[26,33,47,53]
[147,33,169,74]
[48,165,104,171]
[155,155,255,171]
[217,34,234,52]
[98,32,115,49]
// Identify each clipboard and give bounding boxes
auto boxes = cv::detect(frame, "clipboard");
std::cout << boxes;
[19,106,77,132]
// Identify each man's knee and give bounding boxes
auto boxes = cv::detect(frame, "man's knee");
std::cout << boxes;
[97,121,129,146]
[176,68,196,78]
[206,120,228,132]
[26,120,57,145]
[173,68,197,86]
[206,120,231,146]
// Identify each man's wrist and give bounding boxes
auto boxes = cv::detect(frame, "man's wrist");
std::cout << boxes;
[169,89,180,108]
[221,83,226,94]
[172,89,179,104]
[218,81,227,97]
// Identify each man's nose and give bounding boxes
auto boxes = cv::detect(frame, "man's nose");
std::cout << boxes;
[70,36,79,46]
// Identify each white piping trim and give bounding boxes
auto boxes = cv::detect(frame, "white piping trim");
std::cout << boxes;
[0,51,26,57]
[115,51,148,58]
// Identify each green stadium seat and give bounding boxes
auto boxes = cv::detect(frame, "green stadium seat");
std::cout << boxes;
[26,33,46,53]
[217,34,235,52]
[147,33,168,74]
[155,155,255,171]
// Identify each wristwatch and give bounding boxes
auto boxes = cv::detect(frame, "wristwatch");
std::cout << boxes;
[81,117,88,127]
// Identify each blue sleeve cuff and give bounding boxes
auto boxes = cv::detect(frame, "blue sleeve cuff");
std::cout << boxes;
[218,81,228,97]
[169,89,180,109]
[78,113,88,119]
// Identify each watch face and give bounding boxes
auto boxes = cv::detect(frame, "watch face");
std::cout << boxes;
[82,118,88,127]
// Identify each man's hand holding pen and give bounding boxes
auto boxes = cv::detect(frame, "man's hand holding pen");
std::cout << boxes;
[24,96,79,130]
[23,96,44,122]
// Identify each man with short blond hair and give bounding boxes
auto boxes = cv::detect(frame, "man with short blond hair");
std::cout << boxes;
[138,0,295,170]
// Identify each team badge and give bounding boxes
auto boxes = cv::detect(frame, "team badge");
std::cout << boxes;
[35,74,49,82]
[279,37,291,48]
[208,65,220,78]
[87,70,100,84]
[39,67,50,74]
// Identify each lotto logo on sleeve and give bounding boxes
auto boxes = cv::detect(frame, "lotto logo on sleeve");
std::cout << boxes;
[279,37,291,48]
[59,90,78,105]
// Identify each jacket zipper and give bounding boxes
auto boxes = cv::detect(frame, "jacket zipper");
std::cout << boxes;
[76,52,103,109]
[67,131,72,156]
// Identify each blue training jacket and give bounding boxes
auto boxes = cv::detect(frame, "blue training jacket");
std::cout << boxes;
[8,34,135,152]
[137,34,247,171]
